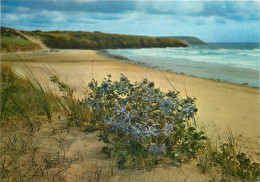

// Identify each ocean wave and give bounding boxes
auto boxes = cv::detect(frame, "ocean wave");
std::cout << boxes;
[107,44,259,87]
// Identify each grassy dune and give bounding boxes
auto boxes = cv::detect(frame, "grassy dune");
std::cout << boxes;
[0,64,259,181]
[1,27,41,52]
[22,30,188,49]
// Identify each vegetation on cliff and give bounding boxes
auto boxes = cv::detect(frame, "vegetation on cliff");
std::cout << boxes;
[1,27,41,52]
[22,30,188,49]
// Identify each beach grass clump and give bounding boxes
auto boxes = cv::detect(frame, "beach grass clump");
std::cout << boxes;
[0,118,74,181]
[23,65,57,122]
[0,64,59,127]
[86,74,206,169]
[0,65,72,182]
[198,130,259,181]
[51,76,92,128]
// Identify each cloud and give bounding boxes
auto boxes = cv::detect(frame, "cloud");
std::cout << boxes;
[2,0,136,14]
[1,0,259,42]
[4,14,19,21]
[232,1,260,20]
[136,1,204,15]
[201,1,259,20]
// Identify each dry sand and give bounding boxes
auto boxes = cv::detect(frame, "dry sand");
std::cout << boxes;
[1,49,259,180]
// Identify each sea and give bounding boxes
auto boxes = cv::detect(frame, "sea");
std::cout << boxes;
[106,43,260,87]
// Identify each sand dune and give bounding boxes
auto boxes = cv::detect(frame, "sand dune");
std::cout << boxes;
[2,49,259,166]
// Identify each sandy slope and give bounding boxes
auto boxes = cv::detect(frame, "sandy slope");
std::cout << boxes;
[1,49,259,180]
[19,31,49,50]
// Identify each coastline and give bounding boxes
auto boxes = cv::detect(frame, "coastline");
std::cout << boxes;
[2,49,259,163]
[99,49,259,88]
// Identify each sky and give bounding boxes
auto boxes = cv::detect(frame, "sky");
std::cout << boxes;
[1,0,260,42]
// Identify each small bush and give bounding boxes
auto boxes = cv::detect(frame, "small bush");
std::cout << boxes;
[86,74,206,169]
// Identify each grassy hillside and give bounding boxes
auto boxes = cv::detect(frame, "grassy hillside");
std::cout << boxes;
[1,27,189,51]
[22,30,188,49]
[1,27,41,52]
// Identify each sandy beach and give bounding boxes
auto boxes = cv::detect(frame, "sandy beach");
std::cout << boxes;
[1,49,259,180]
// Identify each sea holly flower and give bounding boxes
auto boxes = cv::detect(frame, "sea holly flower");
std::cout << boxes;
[163,123,174,136]
[142,78,148,84]
[147,119,154,126]
[144,125,162,137]
[161,100,172,113]
[124,111,131,123]
[120,74,129,83]
[101,81,111,91]
[148,82,155,88]
[149,143,166,156]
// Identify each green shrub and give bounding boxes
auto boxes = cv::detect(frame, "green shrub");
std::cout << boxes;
[86,74,206,169]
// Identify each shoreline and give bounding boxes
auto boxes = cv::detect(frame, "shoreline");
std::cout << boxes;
[2,48,258,89]
[99,50,259,90]
[100,48,259,88]
[1,49,259,163]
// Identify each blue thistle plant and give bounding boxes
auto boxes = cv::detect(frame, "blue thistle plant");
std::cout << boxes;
[90,74,206,169]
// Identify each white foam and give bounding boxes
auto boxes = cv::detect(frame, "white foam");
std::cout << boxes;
[108,44,260,87]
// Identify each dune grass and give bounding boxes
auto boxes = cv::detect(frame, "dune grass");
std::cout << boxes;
[1,64,58,125]
[198,129,259,181]
[0,64,259,181]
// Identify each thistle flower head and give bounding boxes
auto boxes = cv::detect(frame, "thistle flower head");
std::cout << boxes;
[149,143,166,156]
[194,107,198,112]
[126,104,132,111]
[162,100,171,113]
[147,119,154,126]
[101,81,110,90]
[142,78,148,84]
[148,82,155,88]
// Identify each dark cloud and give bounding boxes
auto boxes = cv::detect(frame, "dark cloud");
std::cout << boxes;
[2,0,259,21]
[2,0,136,14]
[201,1,259,21]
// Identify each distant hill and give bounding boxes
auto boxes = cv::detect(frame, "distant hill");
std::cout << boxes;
[171,36,206,45]
[1,27,191,52]
[21,30,188,49]
[1,27,41,52]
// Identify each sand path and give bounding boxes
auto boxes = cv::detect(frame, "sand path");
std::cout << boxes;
[21,32,49,50]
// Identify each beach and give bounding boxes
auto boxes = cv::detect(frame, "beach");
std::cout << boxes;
[2,48,260,180]
[2,49,259,164]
